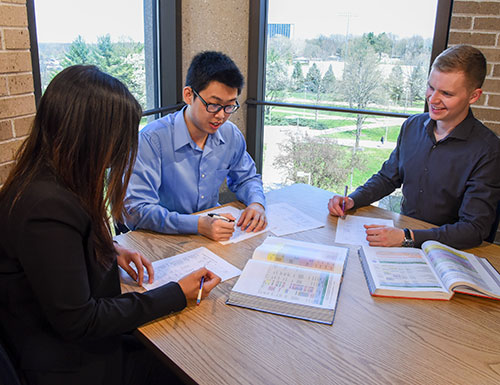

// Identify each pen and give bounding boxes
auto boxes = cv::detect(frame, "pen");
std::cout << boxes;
[196,276,205,305]
[341,185,348,219]
[208,213,235,222]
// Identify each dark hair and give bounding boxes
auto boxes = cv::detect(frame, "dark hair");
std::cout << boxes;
[185,51,244,95]
[0,65,141,267]
[432,44,487,89]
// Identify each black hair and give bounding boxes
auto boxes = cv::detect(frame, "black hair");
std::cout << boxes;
[1,65,141,267]
[185,51,244,95]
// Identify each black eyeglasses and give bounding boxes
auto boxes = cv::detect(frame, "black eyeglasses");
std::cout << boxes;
[191,88,240,114]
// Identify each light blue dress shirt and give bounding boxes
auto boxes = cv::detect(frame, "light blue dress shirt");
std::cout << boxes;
[124,107,265,234]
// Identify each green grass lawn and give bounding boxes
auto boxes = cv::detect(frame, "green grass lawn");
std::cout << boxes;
[321,125,402,142]
[349,147,393,189]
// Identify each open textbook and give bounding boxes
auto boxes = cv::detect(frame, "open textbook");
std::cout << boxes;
[119,247,241,290]
[359,241,500,300]
[202,203,324,245]
[226,237,348,324]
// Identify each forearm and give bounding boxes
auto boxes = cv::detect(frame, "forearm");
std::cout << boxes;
[234,179,266,208]
[350,174,398,208]
[412,221,484,249]
[124,202,199,234]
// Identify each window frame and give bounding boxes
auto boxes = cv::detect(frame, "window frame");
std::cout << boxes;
[246,0,453,173]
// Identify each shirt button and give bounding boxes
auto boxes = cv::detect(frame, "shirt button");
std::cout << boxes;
[419,189,423,193]
[424,168,428,172]
[432,145,436,149]
[201,174,205,178]
[201,195,205,199]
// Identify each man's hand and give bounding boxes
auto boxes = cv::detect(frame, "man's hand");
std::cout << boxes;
[198,214,236,241]
[115,242,154,286]
[328,196,354,217]
[238,203,267,232]
[364,225,406,247]
[178,267,221,303]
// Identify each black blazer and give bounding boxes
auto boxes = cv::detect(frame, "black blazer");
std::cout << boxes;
[0,171,186,384]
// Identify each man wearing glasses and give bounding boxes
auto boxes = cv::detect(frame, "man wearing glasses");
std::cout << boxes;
[124,51,266,241]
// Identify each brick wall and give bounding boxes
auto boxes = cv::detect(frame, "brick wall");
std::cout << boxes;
[449,0,500,242]
[0,0,35,187]
[449,0,500,134]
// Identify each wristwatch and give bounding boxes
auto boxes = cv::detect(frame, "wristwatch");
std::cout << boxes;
[402,228,415,247]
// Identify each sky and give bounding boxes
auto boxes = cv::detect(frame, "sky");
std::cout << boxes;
[268,0,439,40]
[34,0,145,43]
[34,0,438,44]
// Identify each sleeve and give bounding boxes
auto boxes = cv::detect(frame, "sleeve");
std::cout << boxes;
[412,150,500,249]
[16,194,187,342]
[349,128,403,208]
[123,132,199,234]
[226,130,266,208]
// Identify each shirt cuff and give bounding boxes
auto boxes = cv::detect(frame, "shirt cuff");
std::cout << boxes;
[248,195,266,210]
[175,213,200,234]
[411,229,435,248]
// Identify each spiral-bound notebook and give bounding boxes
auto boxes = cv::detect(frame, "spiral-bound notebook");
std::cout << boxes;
[226,237,348,324]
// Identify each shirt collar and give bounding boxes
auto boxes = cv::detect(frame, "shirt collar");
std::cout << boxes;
[173,106,226,152]
[424,108,475,142]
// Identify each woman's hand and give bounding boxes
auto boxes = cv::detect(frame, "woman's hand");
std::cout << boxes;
[178,267,221,302]
[115,242,154,286]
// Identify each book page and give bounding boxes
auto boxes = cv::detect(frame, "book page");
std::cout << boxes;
[121,247,241,290]
[266,202,324,236]
[335,215,394,246]
[422,241,500,297]
[252,236,347,274]
[231,259,341,309]
[362,246,448,293]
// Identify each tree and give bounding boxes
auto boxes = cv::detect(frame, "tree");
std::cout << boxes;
[273,132,350,192]
[305,63,322,124]
[341,38,381,151]
[265,48,289,115]
[61,35,90,67]
[291,61,304,92]
[321,64,336,94]
[305,63,321,93]
[407,65,426,105]
[386,65,405,105]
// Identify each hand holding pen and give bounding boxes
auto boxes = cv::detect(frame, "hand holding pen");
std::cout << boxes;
[327,186,354,218]
[208,213,235,223]
[178,267,221,304]
[341,185,348,219]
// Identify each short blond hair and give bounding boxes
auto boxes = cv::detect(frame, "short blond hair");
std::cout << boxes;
[432,44,486,89]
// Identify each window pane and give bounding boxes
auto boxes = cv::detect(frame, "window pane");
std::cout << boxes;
[264,0,438,196]
[34,0,154,115]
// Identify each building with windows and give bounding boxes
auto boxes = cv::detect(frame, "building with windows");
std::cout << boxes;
[268,23,294,39]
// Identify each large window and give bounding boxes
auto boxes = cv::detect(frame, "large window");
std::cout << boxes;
[248,0,451,209]
[28,0,183,122]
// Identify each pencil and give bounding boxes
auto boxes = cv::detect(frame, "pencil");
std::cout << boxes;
[341,185,348,219]
[196,276,205,305]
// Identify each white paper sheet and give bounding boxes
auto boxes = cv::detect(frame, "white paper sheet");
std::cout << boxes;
[119,247,241,290]
[335,215,394,246]
[266,202,324,236]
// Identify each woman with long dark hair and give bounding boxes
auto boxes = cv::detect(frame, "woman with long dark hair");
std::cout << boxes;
[0,65,220,385]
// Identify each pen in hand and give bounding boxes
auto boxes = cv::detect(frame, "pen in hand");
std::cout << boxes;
[196,276,205,305]
[208,213,235,223]
[341,185,348,219]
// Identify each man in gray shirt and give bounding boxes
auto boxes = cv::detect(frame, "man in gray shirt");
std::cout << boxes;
[328,45,500,249]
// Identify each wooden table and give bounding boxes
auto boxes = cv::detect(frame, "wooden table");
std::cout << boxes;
[117,184,500,385]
